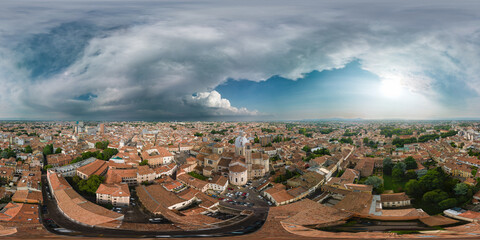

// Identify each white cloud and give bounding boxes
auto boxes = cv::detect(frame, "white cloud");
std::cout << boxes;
[186,90,258,116]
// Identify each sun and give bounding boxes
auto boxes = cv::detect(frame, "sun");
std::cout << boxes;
[379,79,403,98]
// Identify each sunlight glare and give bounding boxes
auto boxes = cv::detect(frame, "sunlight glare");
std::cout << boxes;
[380,79,403,98]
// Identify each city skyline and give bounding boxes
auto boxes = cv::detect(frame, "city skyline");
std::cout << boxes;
[1,1,480,120]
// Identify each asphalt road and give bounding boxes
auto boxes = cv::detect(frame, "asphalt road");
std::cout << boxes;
[40,174,268,238]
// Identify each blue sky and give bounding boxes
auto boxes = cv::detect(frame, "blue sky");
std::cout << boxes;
[215,61,454,120]
[1,0,480,120]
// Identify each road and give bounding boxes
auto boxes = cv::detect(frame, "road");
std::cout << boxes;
[40,174,268,238]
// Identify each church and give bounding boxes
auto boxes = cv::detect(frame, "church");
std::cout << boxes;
[195,131,270,186]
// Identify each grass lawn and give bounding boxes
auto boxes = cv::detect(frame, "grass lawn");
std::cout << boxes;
[382,175,407,193]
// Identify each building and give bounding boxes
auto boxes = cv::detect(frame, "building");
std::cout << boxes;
[11,189,43,204]
[141,147,174,166]
[76,159,108,180]
[380,192,411,208]
[137,165,156,183]
[99,123,105,135]
[53,157,96,177]
[46,170,124,228]
[207,175,228,193]
[233,131,269,180]
[96,183,130,207]
[0,202,40,223]
[228,157,248,186]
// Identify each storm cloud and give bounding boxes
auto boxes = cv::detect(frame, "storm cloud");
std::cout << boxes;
[1,0,480,120]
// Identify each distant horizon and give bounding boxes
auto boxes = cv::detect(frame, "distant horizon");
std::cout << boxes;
[1,117,480,122]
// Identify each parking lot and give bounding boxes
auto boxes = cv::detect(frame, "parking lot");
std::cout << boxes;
[218,178,272,208]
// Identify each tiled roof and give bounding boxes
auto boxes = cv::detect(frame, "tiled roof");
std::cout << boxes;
[77,159,107,177]
[380,192,410,203]
[96,183,130,197]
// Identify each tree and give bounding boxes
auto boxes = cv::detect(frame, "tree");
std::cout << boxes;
[392,168,404,181]
[78,175,104,195]
[44,165,53,170]
[416,169,428,178]
[95,140,109,150]
[404,156,418,170]
[439,198,457,209]
[55,148,62,154]
[101,148,119,160]
[302,145,311,152]
[339,137,353,144]
[365,176,384,193]
[454,183,470,196]
[383,157,393,175]
[43,144,54,155]
[405,179,422,197]
[394,162,407,173]
[24,145,33,153]
[423,189,448,203]
[194,132,203,137]
[72,175,81,184]
[405,170,417,180]
[139,160,149,166]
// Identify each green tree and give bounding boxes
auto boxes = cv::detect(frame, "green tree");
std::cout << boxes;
[78,175,104,195]
[43,144,54,155]
[72,175,82,184]
[454,183,470,196]
[365,176,384,193]
[139,160,149,166]
[101,148,119,160]
[55,148,62,154]
[24,145,33,153]
[439,198,457,209]
[405,170,417,180]
[339,137,353,144]
[394,162,407,173]
[392,168,404,181]
[302,145,311,152]
[416,169,428,178]
[1,148,16,159]
[383,157,393,175]
[44,164,53,170]
[404,156,418,170]
[423,189,448,203]
[365,176,383,188]
[95,140,109,150]
[405,179,422,198]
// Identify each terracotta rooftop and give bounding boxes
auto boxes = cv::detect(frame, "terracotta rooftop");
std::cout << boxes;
[96,183,130,197]
[380,192,410,203]
[77,159,108,177]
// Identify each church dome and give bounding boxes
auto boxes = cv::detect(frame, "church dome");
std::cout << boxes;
[235,132,249,148]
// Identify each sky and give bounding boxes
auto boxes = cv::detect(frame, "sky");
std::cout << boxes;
[1,0,480,121]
